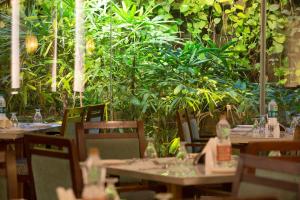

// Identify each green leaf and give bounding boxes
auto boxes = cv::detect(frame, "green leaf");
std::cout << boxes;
[214,18,221,24]
[269,4,280,12]
[174,84,184,95]
[214,3,222,14]
[237,12,246,19]
[235,4,244,11]
[180,4,189,13]
[273,34,286,44]
[271,41,284,54]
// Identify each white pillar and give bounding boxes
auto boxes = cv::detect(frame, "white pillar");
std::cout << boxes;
[11,0,20,91]
[74,0,85,93]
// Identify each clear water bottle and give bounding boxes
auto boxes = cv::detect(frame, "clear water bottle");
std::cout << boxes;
[81,148,106,200]
[0,93,6,117]
[268,99,278,118]
[216,114,232,167]
[105,178,120,200]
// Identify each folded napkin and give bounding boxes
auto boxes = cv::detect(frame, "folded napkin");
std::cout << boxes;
[199,137,236,174]
[201,137,217,174]
[0,116,12,128]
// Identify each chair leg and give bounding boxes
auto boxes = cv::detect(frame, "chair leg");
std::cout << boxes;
[6,146,18,199]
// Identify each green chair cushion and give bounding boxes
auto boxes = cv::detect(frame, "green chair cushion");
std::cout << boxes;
[238,169,299,200]
[0,176,7,200]
[32,155,73,200]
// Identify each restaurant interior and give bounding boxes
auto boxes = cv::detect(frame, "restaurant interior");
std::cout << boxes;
[0,0,300,199]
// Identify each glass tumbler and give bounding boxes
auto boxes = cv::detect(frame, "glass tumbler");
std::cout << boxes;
[33,109,43,123]
[258,115,267,137]
[144,137,158,159]
[10,112,18,127]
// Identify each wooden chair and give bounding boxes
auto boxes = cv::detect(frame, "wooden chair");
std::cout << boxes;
[245,141,300,162]
[47,107,85,139]
[24,134,82,200]
[76,120,163,199]
[86,104,105,122]
[85,104,106,134]
[176,109,207,152]
[232,154,300,200]
[0,143,18,199]
[76,120,146,161]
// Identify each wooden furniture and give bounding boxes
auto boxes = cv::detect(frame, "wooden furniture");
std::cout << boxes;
[245,141,300,162]
[0,123,61,140]
[76,120,147,161]
[230,134,294,153]
[230,134,293,144]
[200,197,277,200]
[232,154,300,200]
[104,157,235,199]
[86,104,105,122]
[0,123,61,199]
[60,107,85,138]
[76,120,162,199]
[0,143,18,199]
[24,134,82,199]
[47,107,85,139]
[176,110,207,152]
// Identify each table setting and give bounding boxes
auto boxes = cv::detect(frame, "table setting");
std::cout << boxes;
[0,109,61,140]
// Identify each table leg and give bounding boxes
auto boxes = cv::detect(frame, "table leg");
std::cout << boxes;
[166,184,182,199]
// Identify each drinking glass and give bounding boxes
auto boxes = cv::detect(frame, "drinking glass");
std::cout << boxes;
[10,112,18,127]
[33,109,43,123]
[155,193,173,200]
[252,118,259,137]
[144,137,158,159]
[258,115,267,137]
[176,142,188,162]
[105,178,120,200]
[288,116,299,135]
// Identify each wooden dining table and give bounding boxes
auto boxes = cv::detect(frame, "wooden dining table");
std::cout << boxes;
[0,122,61,140]
[104,157,235,199]
[230,129,294,152]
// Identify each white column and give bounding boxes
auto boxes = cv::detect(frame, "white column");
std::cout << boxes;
[74,0,85,92]
[11,0,20,91]
[52,12,58,92]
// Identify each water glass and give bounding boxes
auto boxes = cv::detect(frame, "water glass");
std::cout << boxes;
[33,109,43,123]
[10,112,18,127]
[252,118,259,137]
[289,116,299,135]
[176,142,188,162]
[258,115,267,137]
[144,137,158,159]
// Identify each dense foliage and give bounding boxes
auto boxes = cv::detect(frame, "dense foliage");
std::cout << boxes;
[0,0,299,154]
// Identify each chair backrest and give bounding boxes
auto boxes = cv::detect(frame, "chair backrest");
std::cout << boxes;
[0,144,18,200]
[24,134,82,199]
[85,104,105,134]
[76,121,146,161]
[232,154,300,200]
[245,141,300,162]
[61,107,85,138]
[176,110,192,142]
[86,104,105,122]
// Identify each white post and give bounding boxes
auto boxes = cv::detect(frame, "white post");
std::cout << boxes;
[52,10,58,92]
[11,0,20,92]
[74,0,85,93]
